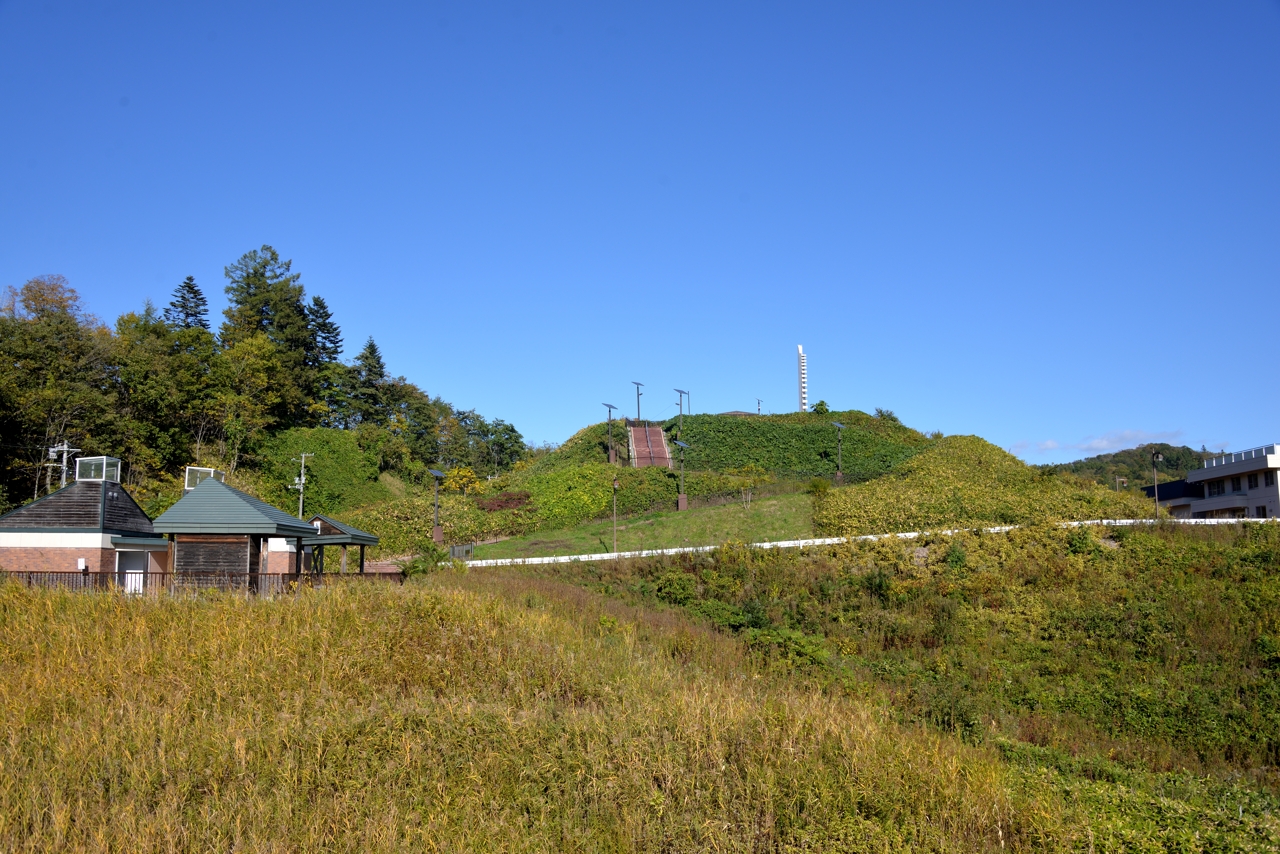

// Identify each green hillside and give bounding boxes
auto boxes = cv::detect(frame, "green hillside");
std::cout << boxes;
[1043,442,1215,488]
[3,567,1274,849]
[815,436,1154,537]
[515,522,1280,840]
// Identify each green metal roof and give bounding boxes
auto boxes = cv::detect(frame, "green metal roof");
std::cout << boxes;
[152,478,317,538]
[305,514,380,546]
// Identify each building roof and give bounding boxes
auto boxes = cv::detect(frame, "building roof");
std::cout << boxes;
[1140,479,1205,502]
[0,480,158,537]
[305,515,379,547]
[152,477,317,538]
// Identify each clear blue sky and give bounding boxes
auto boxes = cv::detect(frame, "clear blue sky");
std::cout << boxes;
[3,1,1277,461]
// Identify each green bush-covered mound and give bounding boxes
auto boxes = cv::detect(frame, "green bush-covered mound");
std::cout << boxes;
[813,436,1154,536]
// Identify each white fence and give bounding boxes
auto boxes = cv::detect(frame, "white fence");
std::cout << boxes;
[464,517,1274,568]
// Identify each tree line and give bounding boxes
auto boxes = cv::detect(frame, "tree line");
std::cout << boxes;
[0,246,524,509]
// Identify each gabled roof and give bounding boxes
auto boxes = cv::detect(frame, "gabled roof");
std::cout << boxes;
[152,477,317,538]
[305,514,379,546]
[0,480,158,537]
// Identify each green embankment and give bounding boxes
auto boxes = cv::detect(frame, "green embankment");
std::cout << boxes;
[513,523,1280,839]
[2,571,1274,849]
[814,436,1154,537]
[472,490,814,560]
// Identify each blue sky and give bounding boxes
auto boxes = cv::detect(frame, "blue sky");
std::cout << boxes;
[2,1,1277,460]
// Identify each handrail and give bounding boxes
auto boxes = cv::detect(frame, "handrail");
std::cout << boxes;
[1203,445,1276,468]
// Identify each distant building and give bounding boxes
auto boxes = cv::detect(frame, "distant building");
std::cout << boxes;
[797,345,809,412]
[1143,444,1278,519]
[0,456,169,589]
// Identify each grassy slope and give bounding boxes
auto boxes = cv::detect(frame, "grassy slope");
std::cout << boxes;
[2,575,1274,851]
[472,491,814,560]
[815,435,1154,536]
[511,524,1280,825]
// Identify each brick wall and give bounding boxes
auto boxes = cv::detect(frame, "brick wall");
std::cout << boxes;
[0,547,115,573]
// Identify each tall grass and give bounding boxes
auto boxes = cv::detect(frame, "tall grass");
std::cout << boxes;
[0,574,1273,850]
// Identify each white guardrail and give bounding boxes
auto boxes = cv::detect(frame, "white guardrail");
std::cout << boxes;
[465,517,1274,568]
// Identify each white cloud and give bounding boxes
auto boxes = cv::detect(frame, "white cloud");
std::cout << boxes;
[1023,429,1183,457]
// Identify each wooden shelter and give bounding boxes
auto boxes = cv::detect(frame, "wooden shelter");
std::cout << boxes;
[152,477,317,578]
[0,467,168,588]
[305,515,379,573]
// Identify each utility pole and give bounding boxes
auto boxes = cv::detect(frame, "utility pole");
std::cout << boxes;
[756,398,762,416]
[674,389,688,439]
[1151,451,1163,523]
[612,478,619,554]
[46,441,81,492]
[292,453,313,519]
[602,403,618,464]
[632,382,644,422]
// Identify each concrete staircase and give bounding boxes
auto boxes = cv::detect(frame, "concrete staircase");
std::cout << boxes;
[627,424,673,468]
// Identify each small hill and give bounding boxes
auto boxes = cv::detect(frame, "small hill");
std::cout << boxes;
[1042,442,1214,487]
[814,436,1153,536]
[530,410,932,481]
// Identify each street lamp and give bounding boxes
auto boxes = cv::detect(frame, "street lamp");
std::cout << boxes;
[1151,451,1164,523]
[429,469,446,544]
[832,422,846,484]
[632,382,644,422]
[602,403,618,464]
[674,439,690,511]
[674,389,689,439]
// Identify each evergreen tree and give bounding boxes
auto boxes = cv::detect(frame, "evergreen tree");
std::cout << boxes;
[163,276,210,330]
[352,337,388,424]
[305,295,342,366]
[221,246,314,425]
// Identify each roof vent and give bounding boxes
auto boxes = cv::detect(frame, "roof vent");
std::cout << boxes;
[184,466,227,493]
[76,456,121,482]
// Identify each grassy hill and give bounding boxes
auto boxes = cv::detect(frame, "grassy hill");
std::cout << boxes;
[2,571,1274,849]
[511,523,1280,839]
[815,436,1154,537]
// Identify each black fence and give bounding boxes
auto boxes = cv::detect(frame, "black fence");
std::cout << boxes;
[3,570,403,596]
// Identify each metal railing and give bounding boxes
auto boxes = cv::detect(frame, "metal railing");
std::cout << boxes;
[1203,445,1277,468]
[2,570,403,595]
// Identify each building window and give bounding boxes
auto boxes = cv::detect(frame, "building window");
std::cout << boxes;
[1267,472,1276,488]
[1257,506,1268,518]
[1209,480,1225,497]
[1231,476,1242,492]
[1249,473,1259,490]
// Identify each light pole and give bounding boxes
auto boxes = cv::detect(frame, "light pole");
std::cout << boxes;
[291,452,313,518]
[612,477,619,554]
[674,439,690,511]
[429,468,446,544]
[1151,451,1163,523]
[632,382,644,422]
[674,389,689,439]
[832,422,846,485]
[756,398,762,416]
[602,403,618,464]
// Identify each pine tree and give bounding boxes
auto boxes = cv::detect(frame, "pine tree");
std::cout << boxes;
[305,295,342,366]
[353,337,388,424]
[163,276,210,330]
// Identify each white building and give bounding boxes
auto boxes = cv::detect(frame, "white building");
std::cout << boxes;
[1147,445,1278,519]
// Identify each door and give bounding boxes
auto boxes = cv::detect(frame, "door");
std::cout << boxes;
[116,551,147,594]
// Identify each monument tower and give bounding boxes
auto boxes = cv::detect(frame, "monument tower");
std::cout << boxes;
[797,345,809,412]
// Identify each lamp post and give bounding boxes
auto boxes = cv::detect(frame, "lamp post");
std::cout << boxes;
[832,422,846,485]
[674,389,689,439]
[674,440,690,511]
[602,403,618,464]
[1151,451,1163,523]
[632,382,644,422]
[429,469,446,544]
[612,477,620,554]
